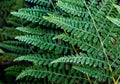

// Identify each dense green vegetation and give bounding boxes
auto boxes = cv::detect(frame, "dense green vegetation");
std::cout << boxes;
[0,0,120,84]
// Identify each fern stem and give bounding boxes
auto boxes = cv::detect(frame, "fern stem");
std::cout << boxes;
[113,76,120,84]
[28,45,35,53]
[84,0,116,83]
[86,74,92,84]
[116,76,120,84]
[71,45,78,54]
[63,30,78,54]
[112,77,117,84]
[49,0,57,12]
[84,0,111,71]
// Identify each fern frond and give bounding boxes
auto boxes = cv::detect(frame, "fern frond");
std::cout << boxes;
[11,6,55,27]
[25,0,51,7]
[0,27,23,41]
[15,35,73,54]
[43,14,96,39]
[5,65,26,72]
[5,65,26,76]
[0,41,30,54]
[3,41,27,46]
[3,52,21,58]
[5,65,25,76]
[14,54,62,67]
[56,0,115,17]
[6,0,119,83]
[51,53,108,69]
[44,0,119,60]
[53,34,101,55]
[44,0,120,82]
[16,27,62,36]
[19,6,54,14]
[56,0,88,16]
[73,66,111,81]
[16,27,45,35]
[16,66,88,84]
[106,4,120,69]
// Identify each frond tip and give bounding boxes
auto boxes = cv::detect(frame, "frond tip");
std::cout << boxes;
[73,66,111,81]
[16,27,45,35]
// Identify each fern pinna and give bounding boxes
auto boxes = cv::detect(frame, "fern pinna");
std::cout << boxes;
[8,0,120,84]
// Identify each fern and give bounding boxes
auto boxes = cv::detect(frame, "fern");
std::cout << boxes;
[0,41,31,54]
[15,35,73,54]
[16,66,88,84]
[16,27,45,35]
[43,0,120,82]
[3,52,22,59]
[5,65,26,76]
[11,6,56,27]
[25,0,51,7]
[16,27,62,36]
[73,66,111,81]
[51,53,108,69]
[14,54,64,68]
[5,0,119,83]
[0,27,24,41]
